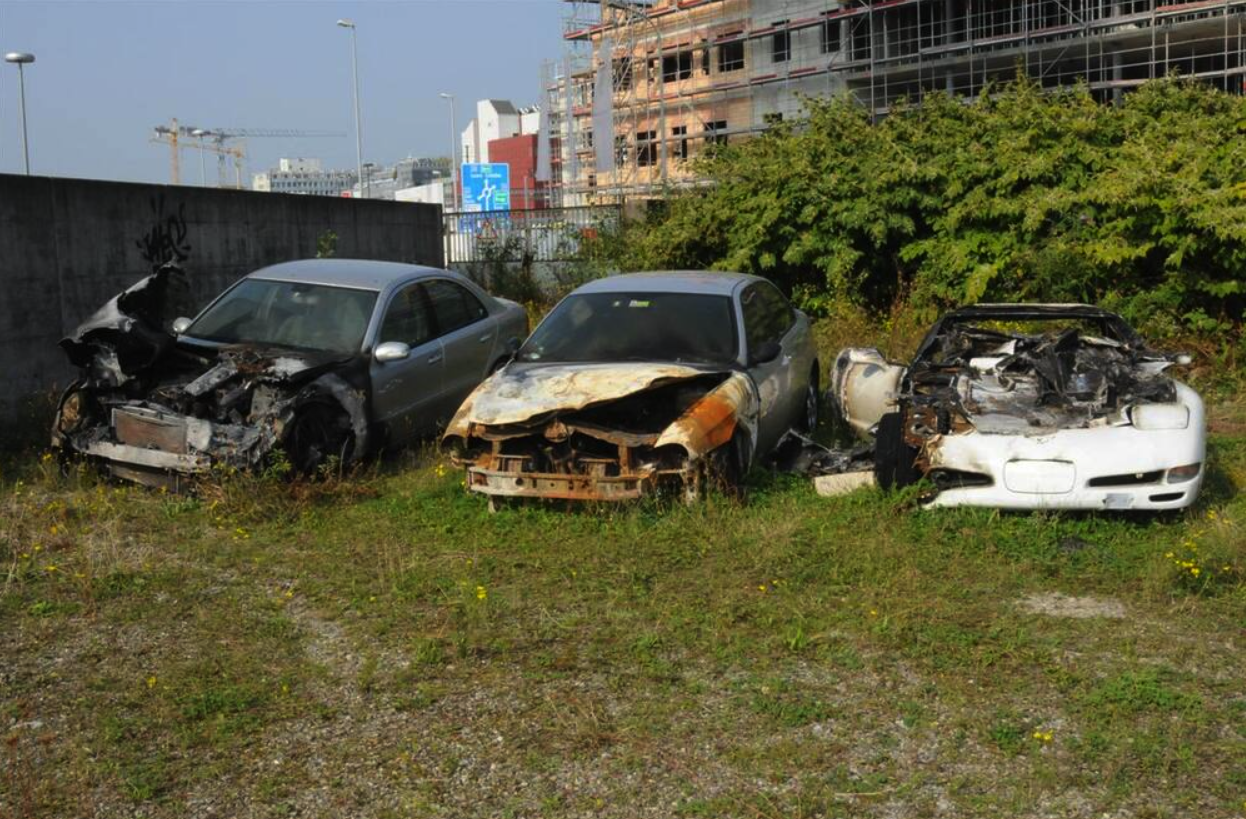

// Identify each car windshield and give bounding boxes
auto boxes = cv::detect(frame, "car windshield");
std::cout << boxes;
[517,291,737,365]
[186,279,377,355]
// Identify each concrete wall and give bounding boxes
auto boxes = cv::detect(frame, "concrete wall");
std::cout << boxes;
[0,173,444,429]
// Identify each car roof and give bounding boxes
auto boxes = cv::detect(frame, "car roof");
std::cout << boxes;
[248,259,453,291]
[573,270,763,297]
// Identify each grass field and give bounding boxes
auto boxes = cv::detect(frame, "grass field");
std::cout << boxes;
[2,330,1244,818]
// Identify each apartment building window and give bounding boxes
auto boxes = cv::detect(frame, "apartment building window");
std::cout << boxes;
[820,19,840,54]
[637,130,657,166]
[718,40,744,72]
[704,120,728,146]
[672,125,688,160]
[613,57,633,91]
[615,135,629,167]
[700,43,711,75]
[772,22,790,63]
[662,50,693,82]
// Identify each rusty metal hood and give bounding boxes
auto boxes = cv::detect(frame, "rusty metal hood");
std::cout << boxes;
[444,362,729,434]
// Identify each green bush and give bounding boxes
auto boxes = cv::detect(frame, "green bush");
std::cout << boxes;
[611,77,1246,336]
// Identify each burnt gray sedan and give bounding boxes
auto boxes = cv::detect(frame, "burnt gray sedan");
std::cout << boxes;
[443,271,820,505]
[53,259,528,486]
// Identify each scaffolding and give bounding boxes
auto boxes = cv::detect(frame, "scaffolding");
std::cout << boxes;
[542,0,1246,205]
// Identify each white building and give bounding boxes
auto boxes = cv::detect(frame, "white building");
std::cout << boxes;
[460,100,541,165]
[251,157,356,196]
[394,179,450,207]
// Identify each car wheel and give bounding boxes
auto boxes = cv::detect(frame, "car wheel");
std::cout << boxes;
[874,411,920,490]
[286,402,355,476]
[698,434,748,504]
[799,381,820,433]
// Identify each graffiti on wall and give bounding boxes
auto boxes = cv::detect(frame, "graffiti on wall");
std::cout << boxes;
[136,195,192,268]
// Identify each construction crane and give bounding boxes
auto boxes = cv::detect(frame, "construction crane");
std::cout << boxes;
[151,120,345,188]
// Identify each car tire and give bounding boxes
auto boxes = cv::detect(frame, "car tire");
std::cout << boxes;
[874,411,920,490]
[799,380,820,433]
[286,402,355,476]
[699,433,748,504]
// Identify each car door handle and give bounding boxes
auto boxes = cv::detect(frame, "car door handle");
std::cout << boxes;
[478,333,492,343]
[428,353,443,364]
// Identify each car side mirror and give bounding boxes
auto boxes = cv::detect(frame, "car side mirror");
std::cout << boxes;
[171,316,192,334]
[374,341,411,363]
[750,339,782,366]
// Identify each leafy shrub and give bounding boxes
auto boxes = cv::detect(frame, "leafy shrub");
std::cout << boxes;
[609,77,1245,336]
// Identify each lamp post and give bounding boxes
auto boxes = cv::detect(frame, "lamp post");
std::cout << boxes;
[4,52,35,175]
[336,19,366,198]
[438,92,458,211]
[191,128,209,187]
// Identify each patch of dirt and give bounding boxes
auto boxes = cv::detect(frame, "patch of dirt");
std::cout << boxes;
[1018,592,1126,619]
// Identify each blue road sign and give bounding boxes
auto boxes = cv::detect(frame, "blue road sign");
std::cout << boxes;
[461,163,511,213]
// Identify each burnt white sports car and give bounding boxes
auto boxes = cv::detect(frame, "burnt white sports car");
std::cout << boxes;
[829,304,1205,510]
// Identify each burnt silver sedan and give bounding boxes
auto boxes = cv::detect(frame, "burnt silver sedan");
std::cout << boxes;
[54,259,528,486]
[443,271,820,505]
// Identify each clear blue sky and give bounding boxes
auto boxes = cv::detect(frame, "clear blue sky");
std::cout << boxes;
[0,0,566,183]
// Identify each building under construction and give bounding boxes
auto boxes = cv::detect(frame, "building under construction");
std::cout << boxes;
[543,0,1246,205]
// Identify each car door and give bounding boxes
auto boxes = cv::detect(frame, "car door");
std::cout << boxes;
[369,281,445,443]
[423,278,495,421]
[740,281,798,457]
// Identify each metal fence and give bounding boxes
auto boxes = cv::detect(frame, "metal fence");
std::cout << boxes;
[443,205,622,266]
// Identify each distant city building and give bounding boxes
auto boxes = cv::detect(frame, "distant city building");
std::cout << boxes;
[461,100,542,165]
[251,157,356,196]
[487,133,548,210]
[352,156,452,200]
[394,179,450,207]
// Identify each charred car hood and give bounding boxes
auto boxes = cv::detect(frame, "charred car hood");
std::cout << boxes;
[444,362,730,432]
[53,265,370,483]
[444,361,761,502]
[60,262,195,384]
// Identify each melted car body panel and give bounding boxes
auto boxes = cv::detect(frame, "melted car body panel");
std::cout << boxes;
[830,304,1206,510]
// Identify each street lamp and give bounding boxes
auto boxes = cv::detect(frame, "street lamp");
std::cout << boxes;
[4,52,35,175]
[190,128,209,187]
[336,19,366,199]
[439,92,458,211]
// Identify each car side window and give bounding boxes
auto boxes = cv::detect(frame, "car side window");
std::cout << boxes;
[741,282,794,352]
[425,279,488,337]
[378,283,432,347]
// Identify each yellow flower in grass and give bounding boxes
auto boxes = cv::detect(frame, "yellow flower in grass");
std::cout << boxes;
[476,585,487,601]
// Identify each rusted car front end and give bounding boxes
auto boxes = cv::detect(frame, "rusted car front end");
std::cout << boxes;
[442,364,758,503]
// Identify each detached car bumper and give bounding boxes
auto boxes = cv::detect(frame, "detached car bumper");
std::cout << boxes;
[925,421,1205,511]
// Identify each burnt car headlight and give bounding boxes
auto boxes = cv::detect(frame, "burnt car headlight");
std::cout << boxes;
[1130,404,1189,430]
[57,390,90,434]
[1166,463,1201,484]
